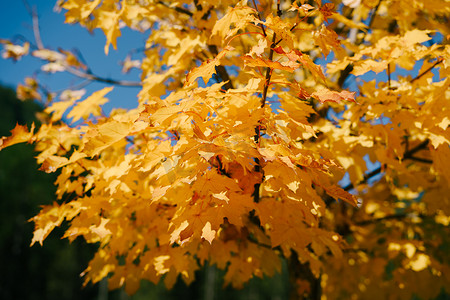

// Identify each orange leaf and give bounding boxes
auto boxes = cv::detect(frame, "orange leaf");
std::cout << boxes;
[313,24,341,58]
[319,3,335,22]
[0,123,35,150]
[322,185,358,206]
[273,47,326,80]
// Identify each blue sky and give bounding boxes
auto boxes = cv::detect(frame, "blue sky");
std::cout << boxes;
[0,1,145,112]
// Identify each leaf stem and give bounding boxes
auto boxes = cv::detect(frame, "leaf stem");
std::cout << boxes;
[387,63,391,89]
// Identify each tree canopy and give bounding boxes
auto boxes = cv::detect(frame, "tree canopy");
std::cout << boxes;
[1,0,449,299]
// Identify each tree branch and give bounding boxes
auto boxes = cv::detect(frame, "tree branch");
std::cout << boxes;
[31,7,44,49]
[342,139,430,191]
[261,34,277,108]
[354,213,427,226]
[343,165,382,192]
[251,0,267,37]
[367,0,381,28]
[251,2,282,204]
[25,2,142,88]
[65,66,142,87]
[247,235,273,249]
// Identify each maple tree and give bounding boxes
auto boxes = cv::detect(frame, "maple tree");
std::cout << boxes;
[1,0,449,298]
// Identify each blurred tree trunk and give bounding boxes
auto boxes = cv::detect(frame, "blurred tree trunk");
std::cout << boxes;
[289,251,321,300]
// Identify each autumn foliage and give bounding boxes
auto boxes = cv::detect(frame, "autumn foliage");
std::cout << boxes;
[1,0,450,298]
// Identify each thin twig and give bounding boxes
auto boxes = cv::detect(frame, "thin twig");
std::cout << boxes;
[247,236,273,249]
[343,165,382,191]
[342,139,430,191]
[410,58,443,83]
[367,0,381,28]
[251,0,267,37]
[23,0,44,49]
[54,79,91,94]
[354,213,426,226]
[25,1,142,87]
[387,63,391,89]
[64,66,142,87]
[276,0,282,17]
[261,33,277,108]
[71,48,92,72]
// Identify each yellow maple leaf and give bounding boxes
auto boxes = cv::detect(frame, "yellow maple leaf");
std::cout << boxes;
[152,185,171,203]
[97,3,126,55]
[67,86,113,123]
[45,99,75,121]
[403,29,433,48]
[311,88,356,104]
[167,35,203,66]
[30,201,82,246]
[211,4,255,40]
[407,254,431,271]
[16,77,41,101]
[185,46,234,86]
[38,151,87,173]
[82,120,131,157]
[212,191,230,203]
[352,59,389,76]
[262,15,296,48]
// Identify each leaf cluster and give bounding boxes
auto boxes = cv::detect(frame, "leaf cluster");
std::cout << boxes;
[1,0,449,298]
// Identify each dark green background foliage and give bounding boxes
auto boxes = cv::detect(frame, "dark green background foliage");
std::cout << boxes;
[0,85,96,300]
